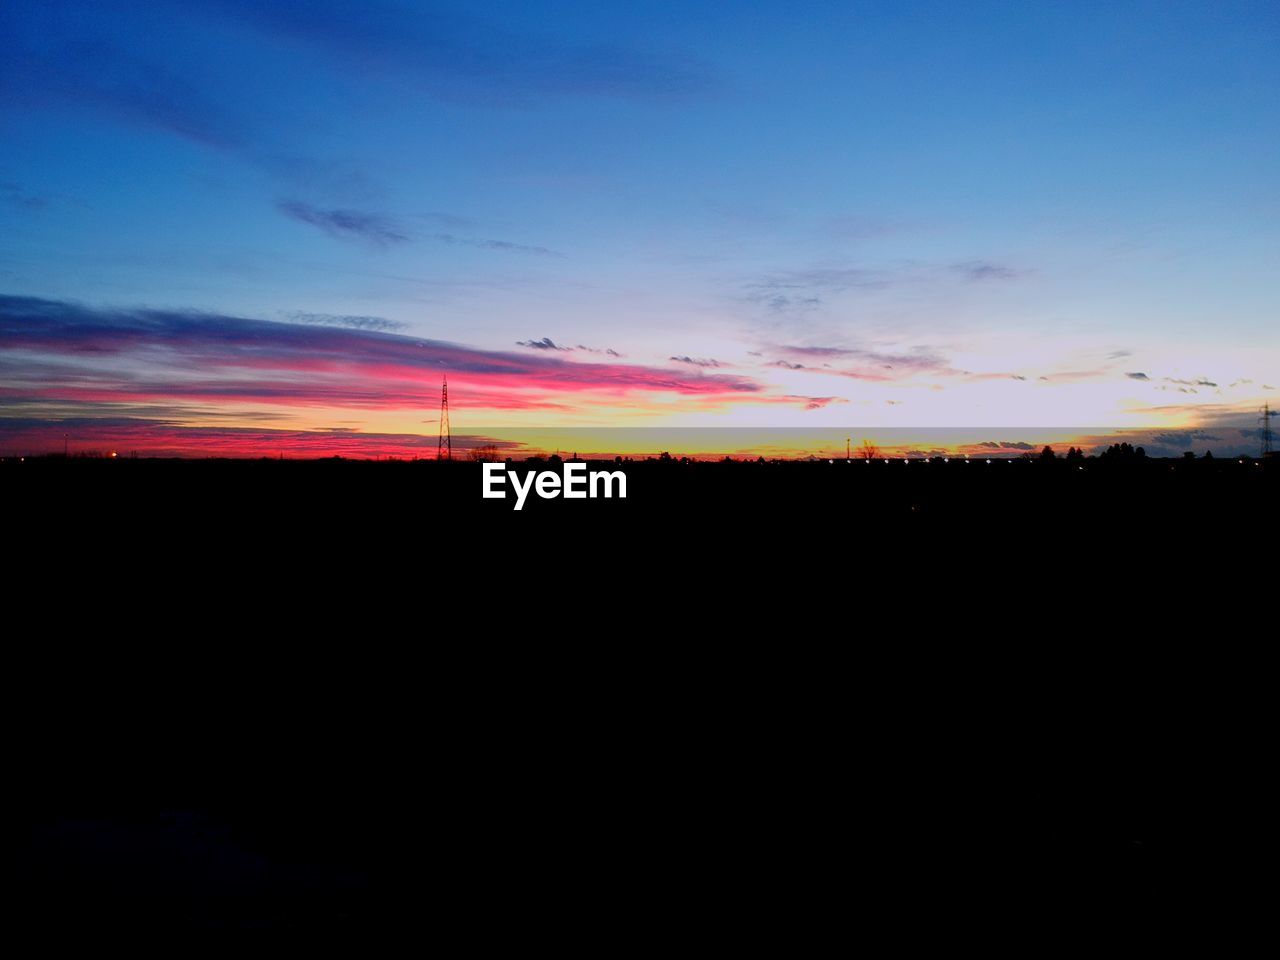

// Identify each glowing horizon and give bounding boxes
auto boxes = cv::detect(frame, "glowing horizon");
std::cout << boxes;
[2,3,1276,459]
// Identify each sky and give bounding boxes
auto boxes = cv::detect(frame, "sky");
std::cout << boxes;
[2,0,1277,458]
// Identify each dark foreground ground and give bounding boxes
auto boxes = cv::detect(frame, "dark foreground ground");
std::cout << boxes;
[4,456,1275,939]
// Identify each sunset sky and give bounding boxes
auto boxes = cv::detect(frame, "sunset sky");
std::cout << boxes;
[2,0,1277,458]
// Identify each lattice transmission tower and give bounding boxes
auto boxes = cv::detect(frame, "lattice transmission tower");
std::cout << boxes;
[438,375,451,460]
[1262,403,1274,458]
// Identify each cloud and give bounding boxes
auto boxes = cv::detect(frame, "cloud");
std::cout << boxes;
[670,356,722,368]
[747,268,887,308]
[275,206,565,254]
[1126,372,1150,380]
[975,440,1036,450]
[1034,369,1114,384]
[768,343,952,380]
[746,258,1029,313]
[1,181,50,210]
[287,312,405,332]
[1150,431,1222,447]
[951,261,1027,282]
[0,33,246,149]
[516,337,571,351]
[518,338,621,357]
[430,233,563,257]
[277,200,408,247]
[1163,377,1218,388]
[1107,350,1133,360]
[1011,375,1027,381]
[0,296,763,419]
[753,294,823,312]
[790,396,846,410]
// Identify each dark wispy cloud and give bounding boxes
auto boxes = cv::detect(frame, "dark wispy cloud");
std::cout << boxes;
[1164,377,1218,388]
[952,260,1027,282]
[276,204,561,255]
[0,33,247,150]
[286,311,405,332]
[746,268,886,311]
[277,200,409,247]
[516,338,620,357]
[431,233,563,257]
[193,0,714,103]
[768,343,952,380]
[670,356,722,368]
[1126,372,1150,380]
[1,181,50,210]
[753,294,824,313]
[1,0,713,185]
[746,258,1031,314]
[516,337,571,351]
[976,440,1036,450]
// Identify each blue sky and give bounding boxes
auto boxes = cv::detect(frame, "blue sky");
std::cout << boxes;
[2,0,1277,455]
